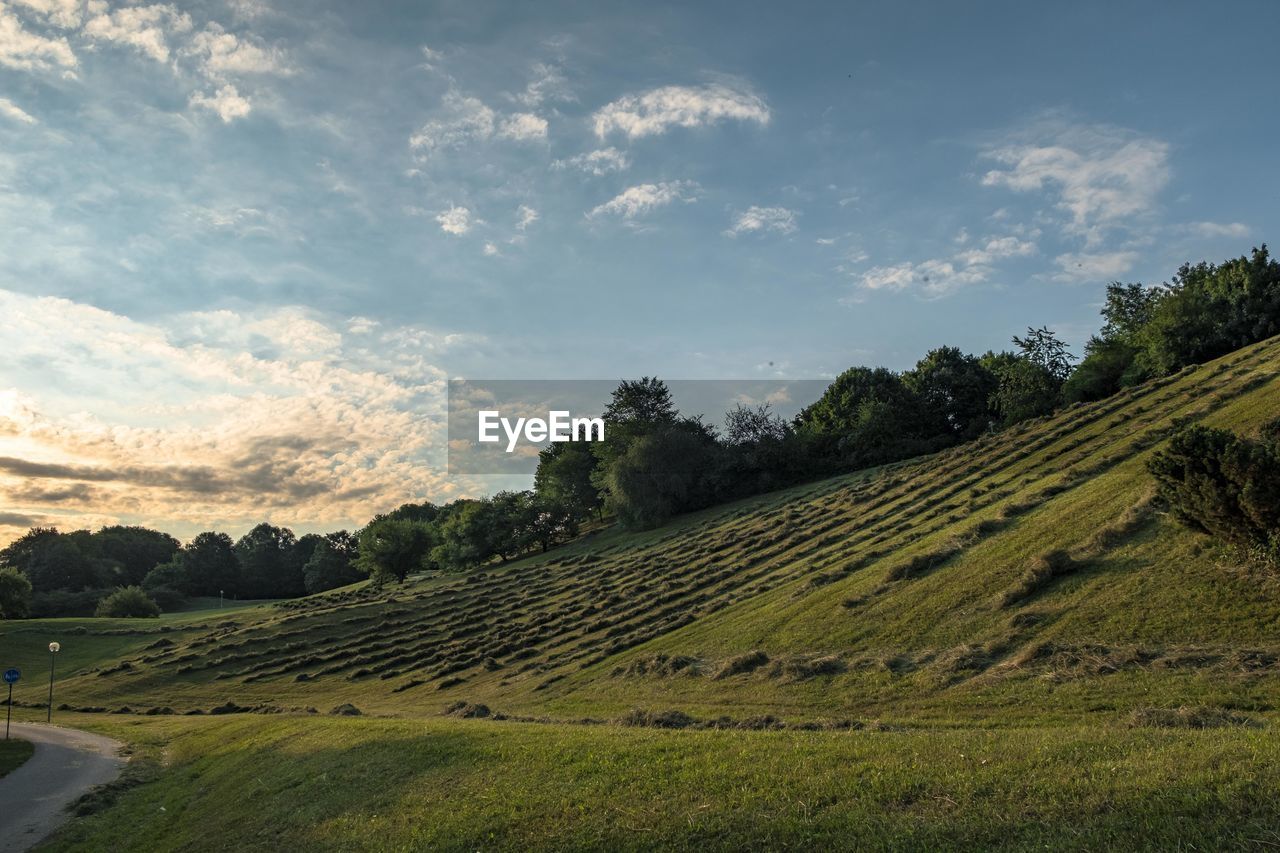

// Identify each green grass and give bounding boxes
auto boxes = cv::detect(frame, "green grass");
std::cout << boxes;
[0,737,33,778]
[5,337,1280,848]
[39,715,1280,851]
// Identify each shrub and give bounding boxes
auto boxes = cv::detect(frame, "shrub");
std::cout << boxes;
[94,586,161,618]
[0,567,32,619]
[1148,426,1280,567]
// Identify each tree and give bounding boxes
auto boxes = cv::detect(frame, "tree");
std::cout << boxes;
[1136,246,1280,375]
[534,442,603,522]
[302,531,361,594]
[179,532,241,597]
[0,567,32,619]
[604,423,721,530]
[431,502,502,571]
[1012,326,1076,383]
[796,367,933,466]
[983,351,1060,427]
[723,403,789,446]
[236,523,302,598]
[903,347,998,439]
[92,526,180,586]
[355,517,434,583]
[95,585,161,618]
[603,377,678,426]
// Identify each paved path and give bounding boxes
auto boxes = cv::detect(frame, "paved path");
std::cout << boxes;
[0,724,124,852]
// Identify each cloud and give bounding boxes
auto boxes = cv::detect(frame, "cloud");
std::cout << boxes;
[1052,250,1140,282]
[189,84,252,122]
[593,82,769,139]
[0,97,37,124]
[853,235,1036,298]
[497,112,548,141]
[589,181,698,219]
[516,61,573,107]
[0,290,469,545]
[515,204,538,231]
[552,147,630,176]
[8,0,81,28]
[182,23,290,79]
[1189,221,1249,239]
[953,235,1036,267]
[409,92,495,155]
[81,1,193,63]
[482,241,499,256]
[409,92,548,158]
[0,6,77,73]
[436,205,472,235]
[724,205,798,237]
[982,123,1170,245]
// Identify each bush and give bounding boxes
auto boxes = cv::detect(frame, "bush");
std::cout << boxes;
[30,589,103,618]
[0,567,32,619]
[94,586,161,618]
[1148,426,1280,567]
[146,585,186,612]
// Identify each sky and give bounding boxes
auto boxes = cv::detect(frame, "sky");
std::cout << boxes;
[0,0,1276,545]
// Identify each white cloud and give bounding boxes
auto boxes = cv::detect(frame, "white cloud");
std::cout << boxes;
[724,205,798,237]
[0,97,37,124]
[0,6,77,73]
[982,123,1169,245]
[515,204,538,231]
[8,0,81,28]
[593,82,769,139]
[1053,250,1140,282]
[409,94,549,157]
[589,181,698,219]
[436,205,471,235]
[953,236,1036,267]
[854,235,1037,298]
[189,84,252,122]
[553,147,630,176]
[516,61,573,107]
[482,241,499,256]
[81,1,193,63]
[497,112,548,141]
[857,259,988,297]
[183,23,290,79]
[409,92,495,156]
[1189,221,1249,239]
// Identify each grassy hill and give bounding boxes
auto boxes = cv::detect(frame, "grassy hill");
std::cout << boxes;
[4,335,1280,849]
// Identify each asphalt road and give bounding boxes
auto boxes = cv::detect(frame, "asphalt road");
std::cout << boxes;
[0,723,125,852]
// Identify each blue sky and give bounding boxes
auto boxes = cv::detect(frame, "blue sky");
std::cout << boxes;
[0,0,1275,542]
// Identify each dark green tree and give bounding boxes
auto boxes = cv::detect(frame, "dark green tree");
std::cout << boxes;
[236,523,302,598]
[302,531,361,594]
[903,346,998,439]
[180,531,241,597]
[0,567,32,619]
[355,517,434,583]
[534,442,604,522]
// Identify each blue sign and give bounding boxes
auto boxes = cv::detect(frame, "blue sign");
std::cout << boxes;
[3,668,19,684]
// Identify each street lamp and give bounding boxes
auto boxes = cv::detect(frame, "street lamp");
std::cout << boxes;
[47,642,60,723]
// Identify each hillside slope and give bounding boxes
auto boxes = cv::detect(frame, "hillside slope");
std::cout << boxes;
[5,336,1280,725]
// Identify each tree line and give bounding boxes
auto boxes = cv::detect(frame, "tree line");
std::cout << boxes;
[1,245,1276,614]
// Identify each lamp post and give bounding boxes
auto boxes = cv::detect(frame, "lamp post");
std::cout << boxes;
[47,642,60,723]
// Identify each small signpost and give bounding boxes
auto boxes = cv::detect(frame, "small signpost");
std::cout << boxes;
[3,667,19,740]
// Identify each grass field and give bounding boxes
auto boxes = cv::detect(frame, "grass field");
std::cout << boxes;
[2,335,1280,849]
[0,738,33,778]
[37,714,1280,852]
